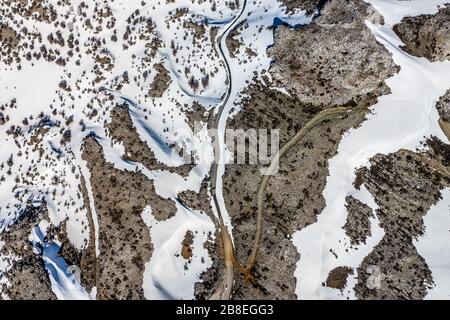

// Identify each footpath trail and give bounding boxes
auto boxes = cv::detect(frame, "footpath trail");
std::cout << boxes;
[245,106,367,273]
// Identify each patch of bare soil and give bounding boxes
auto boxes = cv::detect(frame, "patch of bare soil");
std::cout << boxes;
[2,255,57,300]
[225,20,246,58]
[326,266,353,290]
[181,230,194,260]
[355,142,450,299]
[0,205,56,300]
[393,4,450,62]
[0,25,19,47]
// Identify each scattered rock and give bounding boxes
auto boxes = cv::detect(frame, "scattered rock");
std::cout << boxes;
[181,230,194,260]
[82,137,155,299]
[436,89,450,140]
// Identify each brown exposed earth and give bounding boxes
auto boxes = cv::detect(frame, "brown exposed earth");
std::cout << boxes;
[149,63,172,98]
[1,0,449,301]
[82,137,154,299]
[181,230,194,260]
[106,104,193,178]
[280,0,322,14]
[436,89,450,140]
[326,266,353,289]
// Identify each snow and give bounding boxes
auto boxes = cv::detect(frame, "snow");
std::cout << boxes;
[1,0,449,300]
[368,0,447,25]
[0,0,233,298]
[28,220,94,300]
[293,0,450,299]
[212,0,312,236]
[141,204,215,300]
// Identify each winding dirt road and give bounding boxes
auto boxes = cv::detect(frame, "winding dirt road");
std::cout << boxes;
[209,0,248,300]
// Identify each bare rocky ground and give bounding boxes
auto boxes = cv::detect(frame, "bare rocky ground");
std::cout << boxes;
[196,0,399,300]
[106,104,193,178]
[269,0,395,107]
[0,109,184,299]
[344,196,374,246]
[148,63,172,98]
[280,0,322,14]
[81,137,154,299]
[326,266,353,290]
[332,8,450,298]
[437,89,450,123]
[393,4,450,62]
[354,140,450,299]
[0,205,56,300]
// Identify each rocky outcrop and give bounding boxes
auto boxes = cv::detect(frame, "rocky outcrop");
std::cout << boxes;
[269,0,397,107]
[344,196,374,245]
[106,105,193,178]
[81,137,154,299]
[436,89,450,140]
[0,205,56,300]
[326,266,353,289]
[393,4,450,62]
[279,0,322,14]
[355,142,450,299]
[149,63,172,98]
